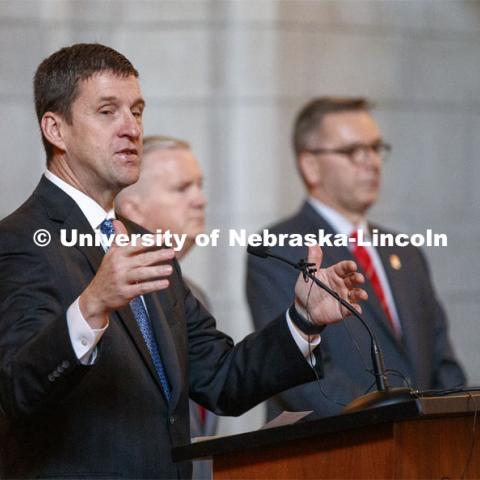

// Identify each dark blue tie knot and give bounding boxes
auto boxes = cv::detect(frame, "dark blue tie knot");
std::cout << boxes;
[100,218,115,238]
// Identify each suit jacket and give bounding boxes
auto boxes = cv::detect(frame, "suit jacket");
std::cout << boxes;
[183,277,218,441]
[247,201,466,420]
[184,278,217,480]
[0,177,317,479]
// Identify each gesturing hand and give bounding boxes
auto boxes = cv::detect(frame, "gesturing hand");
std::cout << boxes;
[79,220,175,328]
[294,245,367,329]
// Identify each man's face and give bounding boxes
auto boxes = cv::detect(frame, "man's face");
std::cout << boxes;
[60,72,144,200]
[137,148,206,242]
[303,111,383,220]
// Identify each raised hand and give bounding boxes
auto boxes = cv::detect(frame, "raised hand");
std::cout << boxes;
[294,245,367,329]
[79,220,175,328]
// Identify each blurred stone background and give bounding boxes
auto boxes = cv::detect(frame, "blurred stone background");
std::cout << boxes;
[1,0,479,435]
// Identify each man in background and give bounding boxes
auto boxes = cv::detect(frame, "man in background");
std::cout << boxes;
[116,135,217,479]
[247,96,466,420]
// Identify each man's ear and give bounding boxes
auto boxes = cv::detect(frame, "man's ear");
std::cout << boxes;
[298,152,321,188]
[41,112,67,152]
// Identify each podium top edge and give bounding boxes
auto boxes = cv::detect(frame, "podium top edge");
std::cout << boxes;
[172,399,420,463]
[172,391,480,463]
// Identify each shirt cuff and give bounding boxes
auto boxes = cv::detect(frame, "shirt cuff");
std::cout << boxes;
[286,310,321,367]
[66,297,109,365]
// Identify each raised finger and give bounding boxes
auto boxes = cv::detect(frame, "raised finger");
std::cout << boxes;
[133,248,176,267]
[130,278,171,297]
[344,272,365,289]
[348,287,368,303]
[127,264,173,284]
[332,260,357,277]
[108,221,147,253]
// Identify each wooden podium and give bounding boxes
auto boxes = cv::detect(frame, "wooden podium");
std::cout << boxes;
[172,393,480,479]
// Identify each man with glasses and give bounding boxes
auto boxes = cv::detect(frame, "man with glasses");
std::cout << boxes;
[247,96,465,420]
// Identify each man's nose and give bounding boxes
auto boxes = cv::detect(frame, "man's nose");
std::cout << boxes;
[120,111,142,140]
[193,187,207,208]
[356,147,382,169]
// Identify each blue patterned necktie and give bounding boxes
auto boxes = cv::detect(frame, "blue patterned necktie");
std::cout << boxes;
[99,218,171,402]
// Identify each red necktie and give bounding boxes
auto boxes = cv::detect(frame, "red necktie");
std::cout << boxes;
[350,231,400,338]
[198,404,206,426]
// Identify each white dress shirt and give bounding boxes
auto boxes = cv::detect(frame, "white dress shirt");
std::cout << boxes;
[45,170,319,366]
[308,197,402,334]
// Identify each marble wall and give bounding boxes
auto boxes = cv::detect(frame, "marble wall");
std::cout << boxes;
[1,0,479,435]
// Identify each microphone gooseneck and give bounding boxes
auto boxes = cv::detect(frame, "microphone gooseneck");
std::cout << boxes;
[247,244,416,412]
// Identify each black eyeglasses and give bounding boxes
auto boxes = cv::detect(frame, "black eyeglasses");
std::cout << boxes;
[305,141,392,164]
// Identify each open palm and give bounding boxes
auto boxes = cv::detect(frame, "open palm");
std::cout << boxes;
[294,245,367,327]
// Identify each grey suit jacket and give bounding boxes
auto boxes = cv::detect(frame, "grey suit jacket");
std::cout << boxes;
[246,201,466,420]
[0,177,317,479]
[184,278,217,480]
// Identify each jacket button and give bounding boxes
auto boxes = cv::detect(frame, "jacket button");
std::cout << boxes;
[48,374,55,382]
[62,360,70,369]
[169,416,175,425]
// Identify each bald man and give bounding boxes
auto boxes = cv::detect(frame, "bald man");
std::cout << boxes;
[116,136,215,479]
[116,136,205,259]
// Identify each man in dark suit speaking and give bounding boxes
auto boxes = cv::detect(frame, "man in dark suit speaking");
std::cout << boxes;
[0,45,366,479]
[247,97,466,421]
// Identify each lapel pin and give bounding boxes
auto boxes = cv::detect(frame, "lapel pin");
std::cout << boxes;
[390,254,401,270]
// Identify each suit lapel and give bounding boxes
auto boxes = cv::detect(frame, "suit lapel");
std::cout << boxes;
[63,206,105,274]
[144,292,182,407]
[115,303,175,399]
[119,216,182,406]
[37,175,106,275]
[376,245,417,358]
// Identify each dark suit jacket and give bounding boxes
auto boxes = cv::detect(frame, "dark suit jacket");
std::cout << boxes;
[0,177,317,479]
[247,201,466,420]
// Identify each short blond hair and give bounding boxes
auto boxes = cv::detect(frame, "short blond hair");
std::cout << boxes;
[143,135,190,155]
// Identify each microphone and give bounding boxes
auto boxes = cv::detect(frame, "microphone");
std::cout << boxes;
[248,244,415,412]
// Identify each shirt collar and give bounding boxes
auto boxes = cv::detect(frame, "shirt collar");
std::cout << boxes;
[45,170,115,230]
[307,196,369,238]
